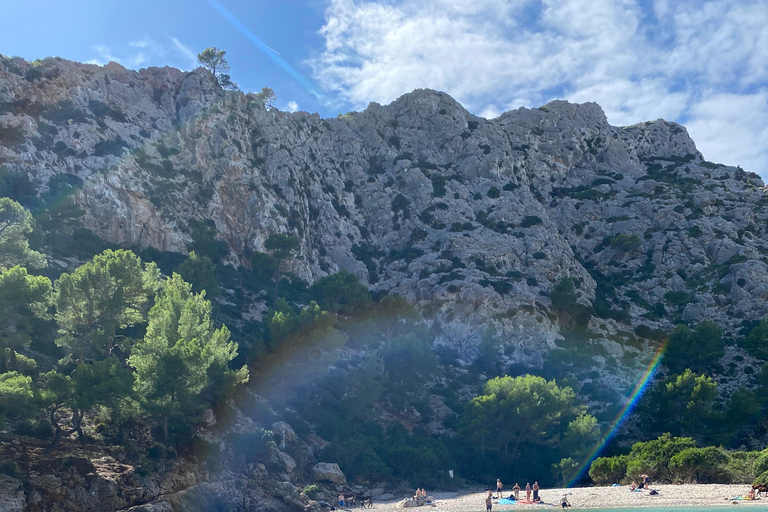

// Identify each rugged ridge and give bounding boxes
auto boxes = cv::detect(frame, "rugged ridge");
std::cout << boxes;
[2,54,768,385]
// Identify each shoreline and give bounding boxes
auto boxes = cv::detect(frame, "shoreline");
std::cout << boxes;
[367,485,765,510]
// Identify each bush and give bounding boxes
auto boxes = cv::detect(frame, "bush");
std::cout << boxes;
[0,460,19,479]
[487,187,500,199]
[521,215,542,228]
[589,455,628,484]
[310,271,372,315]
[669,446,729,483]
[301,484,319,499]
[610,233,642,253]
[625,433,697,483]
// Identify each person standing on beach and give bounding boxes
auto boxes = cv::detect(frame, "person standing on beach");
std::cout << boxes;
[339,495,345,508]
[526,483,531,502]
[486,491,493,511]
[533,482,540,502]
[513,483,520,500]
[496,479,503,499]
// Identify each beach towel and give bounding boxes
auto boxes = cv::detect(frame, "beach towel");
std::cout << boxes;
[498,498,517,505]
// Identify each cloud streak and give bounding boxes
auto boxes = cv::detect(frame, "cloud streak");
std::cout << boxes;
[311,0,768,175]
[87,35,199,71]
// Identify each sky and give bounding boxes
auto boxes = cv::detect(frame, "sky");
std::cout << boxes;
[1,0,766,176]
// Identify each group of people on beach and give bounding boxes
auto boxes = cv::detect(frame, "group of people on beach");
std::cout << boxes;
[628,474,651,491]
[487,480,559,507]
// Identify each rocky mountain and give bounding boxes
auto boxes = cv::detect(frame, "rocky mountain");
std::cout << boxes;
[2,54,767,394]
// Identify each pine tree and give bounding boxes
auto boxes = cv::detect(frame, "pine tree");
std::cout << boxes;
[0,198,46,269]
[54,249,159,362]
[0,266,52,371]
[128,274,247,442]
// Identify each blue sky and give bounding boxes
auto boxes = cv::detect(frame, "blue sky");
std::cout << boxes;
[2,0,767,176]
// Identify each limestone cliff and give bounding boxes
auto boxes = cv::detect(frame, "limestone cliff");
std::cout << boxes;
[2,54,767,390]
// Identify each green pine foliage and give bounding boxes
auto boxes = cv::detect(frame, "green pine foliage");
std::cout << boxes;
[129,274,248,442]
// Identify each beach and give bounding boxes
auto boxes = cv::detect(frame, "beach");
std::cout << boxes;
[370,484,765,510]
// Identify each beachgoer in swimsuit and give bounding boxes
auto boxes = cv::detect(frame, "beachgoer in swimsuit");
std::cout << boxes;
[560,495,570,508]
[339,495,345,508]
[513,483,520,500]
[486,494,493,511]
[533,482,540,502]
[497,479,503,499]
[630,481,637,491]
[526,483,531,502]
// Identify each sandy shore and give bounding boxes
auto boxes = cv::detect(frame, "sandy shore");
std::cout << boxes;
[370,485,765,510]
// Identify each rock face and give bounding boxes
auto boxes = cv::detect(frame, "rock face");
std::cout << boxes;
[2,55,768,391]
[0,474,24,512]
[312,463,347,484]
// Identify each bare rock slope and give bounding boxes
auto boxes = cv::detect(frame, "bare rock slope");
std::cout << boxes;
[2,55,767,380]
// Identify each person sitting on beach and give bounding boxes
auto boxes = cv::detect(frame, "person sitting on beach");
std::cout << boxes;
[513,483,520,500]
[421,489,427,499]
[629,481,638,491]
[747,488,756,500]
[560,495,571,508]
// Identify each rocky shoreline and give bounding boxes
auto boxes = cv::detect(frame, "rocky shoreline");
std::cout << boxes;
[370,485,765,510]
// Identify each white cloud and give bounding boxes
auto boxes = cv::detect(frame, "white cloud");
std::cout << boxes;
[87,35,199,71]
[312,0,768,176]
[286,101,300,112]
[685,92,768,175]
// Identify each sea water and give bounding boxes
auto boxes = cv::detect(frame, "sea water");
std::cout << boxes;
[551,508,760,511]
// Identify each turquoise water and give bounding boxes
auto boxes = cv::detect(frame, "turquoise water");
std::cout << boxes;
[562,508,759,512]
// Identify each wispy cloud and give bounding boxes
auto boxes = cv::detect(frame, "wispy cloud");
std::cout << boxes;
[87,35,200,71]
[312,0,768,176]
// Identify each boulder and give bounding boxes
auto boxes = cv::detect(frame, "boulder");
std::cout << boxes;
[271,421,297,444]
[0,474,24,512]
[311,463,346,484]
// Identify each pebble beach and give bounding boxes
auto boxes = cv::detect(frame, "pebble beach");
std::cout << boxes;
[371,485,765,510]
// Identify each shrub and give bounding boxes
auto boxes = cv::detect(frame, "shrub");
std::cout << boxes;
[625,433,697,483]
[589,455,628,484]
[669,446,729,483]
[302,484,319,499]
[487,187,500,199]
[610,233,642,253]
[521,215,542,228]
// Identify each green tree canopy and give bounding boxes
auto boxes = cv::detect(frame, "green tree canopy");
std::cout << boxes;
[255,87,277,108]
[54,249,159,362]
[0,198,46,269]
[741,319,768,360]
[175,251,220,298]
[196,47,239,90]
[460,374,587,460]
[664,321,725,374]
[128,274,248,442]
[0,371,37,426]
[263,233,299,299]
[645,369,718,438]
[0,266,52,370]
[310,270,372,315]
[550,277,591,327]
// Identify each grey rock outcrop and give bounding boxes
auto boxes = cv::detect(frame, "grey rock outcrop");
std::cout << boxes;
[2,54,768,397]
[311,463,346,484]
[0,474,24,512]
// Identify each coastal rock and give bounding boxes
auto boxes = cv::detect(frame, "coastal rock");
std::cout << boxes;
[311,463,347,484]
[0,474,24,512]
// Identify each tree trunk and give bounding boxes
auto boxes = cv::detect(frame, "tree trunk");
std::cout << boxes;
[163,415,168,444]
[9,346,16,370]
